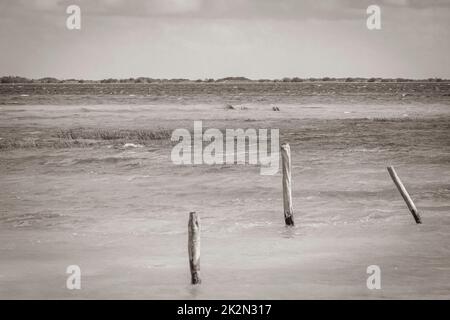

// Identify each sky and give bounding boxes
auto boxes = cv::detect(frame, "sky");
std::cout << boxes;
[0,0,449,79]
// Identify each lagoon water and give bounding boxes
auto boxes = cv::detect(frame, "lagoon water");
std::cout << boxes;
[1,82,449,299]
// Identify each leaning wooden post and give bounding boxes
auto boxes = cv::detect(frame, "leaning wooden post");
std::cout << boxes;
[387,166,422,224]
[281,143,294,226]
[188,212,201,284]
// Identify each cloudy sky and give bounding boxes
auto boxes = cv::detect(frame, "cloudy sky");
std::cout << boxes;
[0,0,449,79]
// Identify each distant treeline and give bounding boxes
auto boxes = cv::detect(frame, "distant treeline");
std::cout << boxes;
[1,75,447,84]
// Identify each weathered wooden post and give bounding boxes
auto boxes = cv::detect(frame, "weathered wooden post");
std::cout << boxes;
[281,143,294,226]
[387,166,422,224]
[188,211,201,284]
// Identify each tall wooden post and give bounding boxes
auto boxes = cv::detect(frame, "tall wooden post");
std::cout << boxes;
[281,143,294,226]
[387,166,422,224]
[188,212,201,284]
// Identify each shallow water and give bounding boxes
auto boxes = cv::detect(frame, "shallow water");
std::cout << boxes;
[0,84,449,299]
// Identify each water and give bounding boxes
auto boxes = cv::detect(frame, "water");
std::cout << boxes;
[0,83,449,298]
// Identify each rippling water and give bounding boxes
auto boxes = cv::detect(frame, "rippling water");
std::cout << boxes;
[0,83,449,298]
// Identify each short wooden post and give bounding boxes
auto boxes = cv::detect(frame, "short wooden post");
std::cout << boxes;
[387,166,422,224]
[188,212,201,284]
[281,143,294,226]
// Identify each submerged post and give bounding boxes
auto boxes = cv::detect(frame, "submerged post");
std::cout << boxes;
[387,166,422,224]
[281,143,294,226]
[188,212,201,284]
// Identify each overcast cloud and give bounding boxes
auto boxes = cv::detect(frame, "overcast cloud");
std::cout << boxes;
[0,0,449,79]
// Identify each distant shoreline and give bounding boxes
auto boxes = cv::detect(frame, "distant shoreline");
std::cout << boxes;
[1,76,449,85]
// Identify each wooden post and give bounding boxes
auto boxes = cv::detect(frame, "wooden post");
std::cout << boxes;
[281,143,294,226]
[188,212,201,284]
[387,166,422,224]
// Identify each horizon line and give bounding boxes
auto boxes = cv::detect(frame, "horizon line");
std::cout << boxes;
[1,75,449,84]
